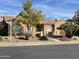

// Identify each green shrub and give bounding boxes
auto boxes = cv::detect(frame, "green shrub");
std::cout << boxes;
[39,36,48,41]
[36,34,41,38]
[24,32,32,40]
[25,32,32,37]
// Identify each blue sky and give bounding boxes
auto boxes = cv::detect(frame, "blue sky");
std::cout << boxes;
[0,0,24,16]
[0,0,79,19]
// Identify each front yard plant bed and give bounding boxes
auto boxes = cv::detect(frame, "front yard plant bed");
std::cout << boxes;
[38,36,48,41]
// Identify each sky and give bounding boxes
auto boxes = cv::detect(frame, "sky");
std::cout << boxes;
[0,0,79,19]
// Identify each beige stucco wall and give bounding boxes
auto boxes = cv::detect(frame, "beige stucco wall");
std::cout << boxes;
[44,24,53,36]
[53,20,65,36]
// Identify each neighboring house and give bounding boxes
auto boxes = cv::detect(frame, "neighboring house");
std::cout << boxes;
[0,16,16,36]
[0,16,66,37]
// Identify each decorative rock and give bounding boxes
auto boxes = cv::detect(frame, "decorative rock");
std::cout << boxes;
[59,37,71,41]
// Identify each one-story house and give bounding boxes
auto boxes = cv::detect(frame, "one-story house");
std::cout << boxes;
[0,16,66,37]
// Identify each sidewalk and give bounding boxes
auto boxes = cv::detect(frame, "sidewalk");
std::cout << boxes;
[0,39,79,47]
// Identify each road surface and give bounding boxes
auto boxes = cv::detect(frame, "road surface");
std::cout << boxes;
[0,44,79,59]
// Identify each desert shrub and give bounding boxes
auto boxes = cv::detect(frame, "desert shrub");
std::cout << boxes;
[59,37,70,41]
[58,20,79,38]
[25,32,32,37]
[36,34,41,38]
[39,36,48,41]
[24,32,32,40]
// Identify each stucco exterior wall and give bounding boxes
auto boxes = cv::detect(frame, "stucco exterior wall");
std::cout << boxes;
[44,24,53,36]
[53,20,65,36]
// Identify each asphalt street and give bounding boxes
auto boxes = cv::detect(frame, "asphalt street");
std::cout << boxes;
[0,44,79,59]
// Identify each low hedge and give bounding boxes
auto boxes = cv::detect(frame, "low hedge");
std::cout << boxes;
[39,36,48,41]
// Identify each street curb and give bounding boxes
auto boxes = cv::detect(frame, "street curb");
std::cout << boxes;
[0,41,79,47]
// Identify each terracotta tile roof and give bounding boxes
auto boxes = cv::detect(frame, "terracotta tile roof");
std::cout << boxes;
[39,20,65,25]
[2,16,16,22]
[39,20,55,24]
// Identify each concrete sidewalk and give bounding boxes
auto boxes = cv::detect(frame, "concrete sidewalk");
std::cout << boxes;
[0,40,79,47]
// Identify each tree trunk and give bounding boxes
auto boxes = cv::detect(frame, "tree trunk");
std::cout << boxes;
[31,27,36,38]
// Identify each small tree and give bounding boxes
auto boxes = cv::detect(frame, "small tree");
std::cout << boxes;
[16,0,44,37]
[58,20,79,38]
[72,9,79,35]
[73,9,79,25]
